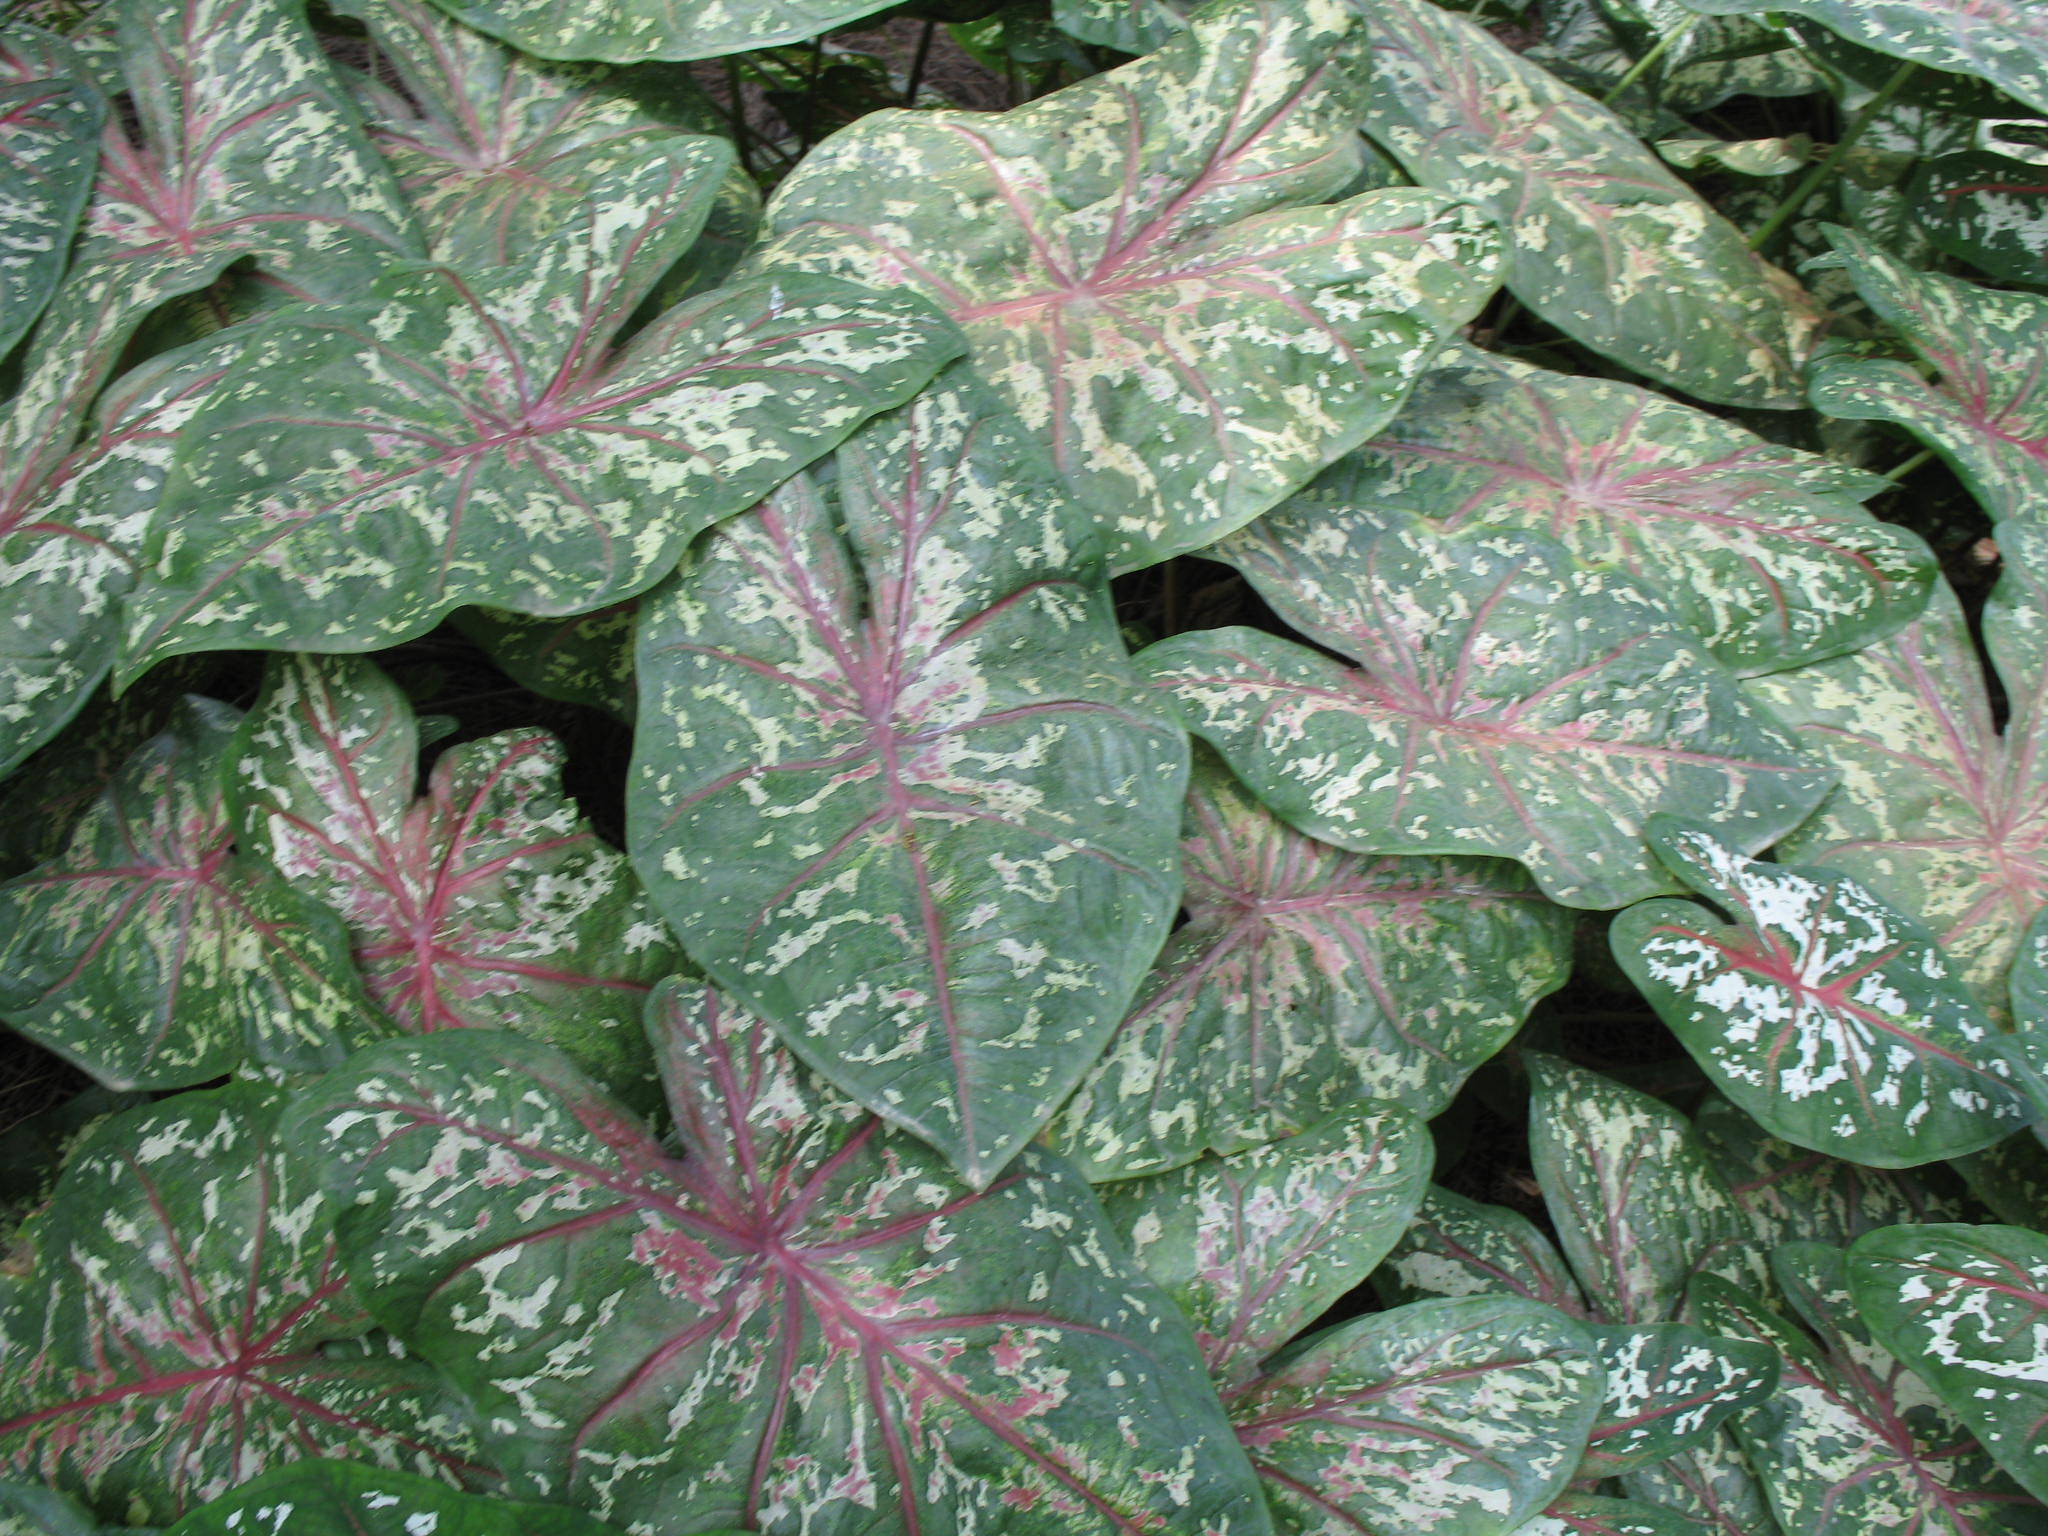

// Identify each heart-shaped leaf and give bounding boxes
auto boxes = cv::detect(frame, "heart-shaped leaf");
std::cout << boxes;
[1357,0,1822,408]
[1914,152,2048,284]
[1303,345,1933,675]
[1695,1245,2041,1536]
[628,374,1186,1184]
[1529,1055,1762,1324]
[1849,1223,2048,1505]
[231,653,673,1099]
[1577,1322,1778,1478]
[451,603,637,720]
[334,0,758,272]
[0,1084,480,1523]
[0,0,420,773]
[1374,1185,1590,1316]
[1099,1102,1432,1389]
[1141,506,1834,910]
[406,0,898,64]
[162,1463,619,1536]
[1746,525,2048,1012]
[1229,1295,1604,1536]
[1613,819,2030,1167]
[284,980,1270,1535]
[0,30,101,360]
[0,698,384,1090]
[1047,749,1570,1179]
[754,0,1504,569]
[1809,226,2048,526]
[118,145,957,670]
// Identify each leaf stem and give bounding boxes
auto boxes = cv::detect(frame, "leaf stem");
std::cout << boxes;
[1600,17,1696,107]
[1748,59,1917,254]
[1883,447,1935,481]
[726,57,751,177]
[904,20,935,106]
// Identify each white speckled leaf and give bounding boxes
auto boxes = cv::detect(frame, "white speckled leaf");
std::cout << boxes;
[1051,0,1189,54]
[1677,0,2048,116]
[0,698,385,1090]
[1953,1130,2048,1229]
[1914,152,2048,285]
[1357,0,1823,409]
[451,602,637,720]
[1578,1322,1778,1479]
[410,0,897,64]
[1744,527,2048,1014]
[1695,1245,2042,1536]
[334,0,758,270]
[1141,506,1835,910]
[1231,1295,1604,1536]
[1529,1055,1763,1324]
[162,1464,619,1536]
[628,374,1186,1185]
[1099,1102,1432,1388]
[1809,227,2048,525]
[122,147,962,670]
[754,0,1505,569]
[1304,345,1933,675]
[284,981,1272,1535]
[1850,1223,2048,1506]
[1047,749,1571,1179]
[0,1085,479,1524]
[1374,1185,1590,1316]
[1613,819,2029,1167]
[231,653,674,1101]
[0,31,100,360]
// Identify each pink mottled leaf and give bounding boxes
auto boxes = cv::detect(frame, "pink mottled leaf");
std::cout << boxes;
[284,980,1271,1535]
[0,24,101,360]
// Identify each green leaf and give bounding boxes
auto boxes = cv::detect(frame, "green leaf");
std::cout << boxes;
[1850,1223,2048,1505]
[754,0,1504,569]
[1577,1322,1778,1478]
[1745,528,2048,1014]
[0,32,101,360]
[1140,506,1834,911]
[0,698,384,1090]
[0,1084,479,1523]
[1357,0,1823,409]
[1048,749,1570,1178]
[1952,1131,2048,1229]
[1913,151,2048,284]
[231,653,673,1100]
[1618,1434,1781,1536]
[407,0,898,64]
[1302,344,1932,676]
[1529,1055,1762,1324]
[1612,818,2030,1168]
[284,981,1273,1535]
[1520,1495,1713,1536]
[334,0,759,270]
[162,1464,619,1536]
[120,157,962,670]
[629,373,1186,1185]
[1374,1185,1590,1315]
[1099,1102,1432,1388]
[1051,0,1189,54]
[451,602,637,720]
[1231,1295,1604,1536]
[1809,226,2048,526]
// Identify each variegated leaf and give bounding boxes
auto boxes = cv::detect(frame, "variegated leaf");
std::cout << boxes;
[335,0,758,271]
[0,1085,479,1523]
[629,374,1185,1185]
[1915,151,2048,284]
[1051,0,1189,54]
[1677,0,2048,117]
[451,602,636,720]
[1099,1102,1432,1389]
[1529,1055,1762,1324]
[406,0,896,64]
[1303,345,1932,675]
[1374,1185,1590,1316]
[1809,227,2048,525]
[231,653,673,1100]
[1141,506,1835,910]
[1698,1093,1978,1251]
[1850,1223,2048,1505]
[118,147,956,670]
[0,28,100,360]
[1357,0,1823,409]
[1745,527,2048,1014]
[1519,1495,1710,1536]
[0,698,384,1090]
[163,1464,621,1536]
[1952,1131,2048,1229]
[0,1482,102,1536]
[1048,749,1570,1179]
[0,0,420,772]
[1613,819,2029,1168]
[1618,1433,1780,1536]
[753,0,1504,569]
[285,981,1272,1535]
[1577,1322,1778,1479]
[1695,1245,2042,1536]
[1230,1295,1605,1536]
